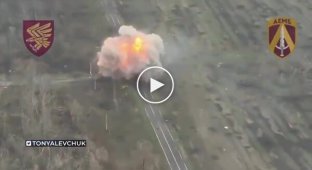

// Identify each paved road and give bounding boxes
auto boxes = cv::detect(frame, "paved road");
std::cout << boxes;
[144,92,188,170]
[97,1,190,168]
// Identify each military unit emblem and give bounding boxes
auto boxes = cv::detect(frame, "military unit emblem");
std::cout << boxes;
[21,17,297,59]
[267,17,297,58]
[23,20,54,57]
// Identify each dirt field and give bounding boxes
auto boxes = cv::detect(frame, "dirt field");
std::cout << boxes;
[0,1,167,169]
[151,0,312,170]
[0,0,312,169]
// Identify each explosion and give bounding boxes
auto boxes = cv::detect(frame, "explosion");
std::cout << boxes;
[133,37,143,52]
[96,25,164,80]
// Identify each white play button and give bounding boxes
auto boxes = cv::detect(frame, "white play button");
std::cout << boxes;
[150,78,164,93]
[137,66,174,104]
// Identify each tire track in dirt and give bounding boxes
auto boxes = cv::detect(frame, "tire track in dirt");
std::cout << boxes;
[235,87,312,170]
[203,0,241,46]
[200,0,312,168]
[203,0,262,46]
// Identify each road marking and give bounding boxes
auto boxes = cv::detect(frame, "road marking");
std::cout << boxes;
[115,14,121,25]
[157,107,189,170]
[145,107,173,170]
[157,121,181,170]
[145,108,151,119]
[159,110,175,141]
[145,85,188,169]
[149,104,156,116]
[145,92,156,117]
[184,163,188,170]
[165,124,175,141]
[148,105,181,170]
[178,150,189,170]
[178,152,183,161]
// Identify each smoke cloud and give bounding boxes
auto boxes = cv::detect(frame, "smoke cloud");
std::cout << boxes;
[96,25,164,80]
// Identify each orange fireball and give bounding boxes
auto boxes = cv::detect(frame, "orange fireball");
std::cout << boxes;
[119,36,147,69]
[120,36,145,54]
[133,37,143,52]
[96,25,164,80]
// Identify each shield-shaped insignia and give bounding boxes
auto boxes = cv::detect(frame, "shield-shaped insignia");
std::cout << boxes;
[23,20,54,57]
[268,17,297,58]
